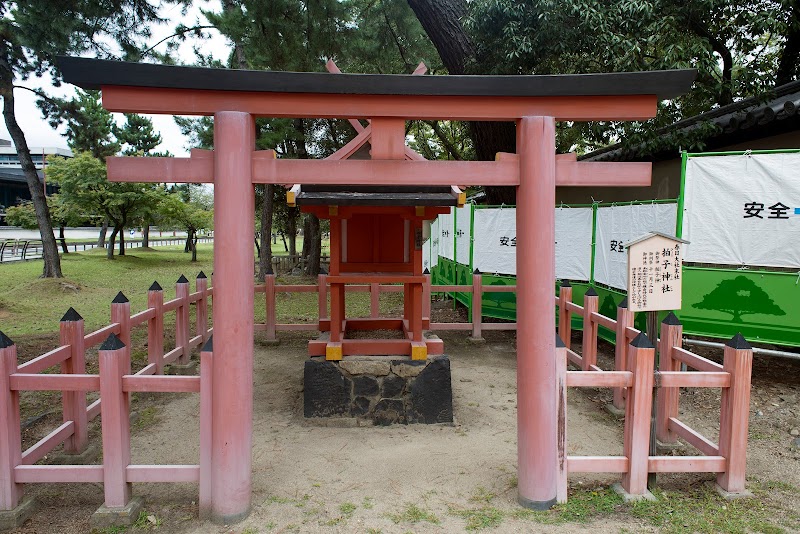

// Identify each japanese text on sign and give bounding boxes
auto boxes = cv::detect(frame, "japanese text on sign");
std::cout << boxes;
[627,234,684,313]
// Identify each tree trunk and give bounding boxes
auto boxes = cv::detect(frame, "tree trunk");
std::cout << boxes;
[777,0,800,85]
[143,224,150,247]
[97,218,108,248]
[280,232,288,252]
[107,227,118,260]
[184,232,191,252]
[191,234,198,262]
[259,184,275,278]
[306,214,321,276]
[287,208,298,261]
[407,0,516,205]
[119,228,125,256]
[59,226,69,254]
[0,69,63,277]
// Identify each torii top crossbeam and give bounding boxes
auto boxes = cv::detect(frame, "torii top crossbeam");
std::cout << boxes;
[57,55,695,525]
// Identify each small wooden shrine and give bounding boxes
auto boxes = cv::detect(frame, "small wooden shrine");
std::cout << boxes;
[290,61,461,361]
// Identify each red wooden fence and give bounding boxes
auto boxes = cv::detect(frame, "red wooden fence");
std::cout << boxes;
[0,273,213,520]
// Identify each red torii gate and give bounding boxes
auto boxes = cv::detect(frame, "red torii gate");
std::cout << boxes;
[58,56,694,524]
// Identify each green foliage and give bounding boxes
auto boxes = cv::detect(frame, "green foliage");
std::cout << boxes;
[159,194,214,235]
[4,201,38,229]
[39,90,120,160]
[116,113,164,156]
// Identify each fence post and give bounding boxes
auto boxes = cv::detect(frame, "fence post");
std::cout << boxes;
[196,272,209,343]
[612,297,633,411]
[0,331,23,513]
[717,333,753,495]
[147,282,165,375]
[656,312,683,445]
[556,333,568,504]
[265,271,277,342]
[318,270,328,328]
[199,336,213,520]
[97,334,139,517]
[558,281,572,350]
[111,292,131,371]
[176,275,190,365]
[470,269,484,342]
[370,283,380,318]
[620,333,655,499]
[60,308,88,455]
[581,288,598,371]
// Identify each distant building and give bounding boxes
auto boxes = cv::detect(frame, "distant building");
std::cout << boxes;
[0,143,72,219]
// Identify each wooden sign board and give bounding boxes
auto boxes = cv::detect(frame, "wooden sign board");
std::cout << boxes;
[626,232,689,313]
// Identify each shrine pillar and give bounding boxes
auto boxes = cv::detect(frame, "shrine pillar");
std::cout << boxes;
[209,111,255,523]
[516,116,557,509]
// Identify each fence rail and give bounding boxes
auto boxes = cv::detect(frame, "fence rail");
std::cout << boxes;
[0,237,214,263]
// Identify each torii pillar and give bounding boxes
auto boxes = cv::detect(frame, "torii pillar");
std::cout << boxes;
[210,112,256,523]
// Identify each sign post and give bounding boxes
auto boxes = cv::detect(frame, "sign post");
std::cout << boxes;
[626,232,688,489]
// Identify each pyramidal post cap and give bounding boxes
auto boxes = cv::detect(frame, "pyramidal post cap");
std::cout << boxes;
[555,333,566,348]
[197,271,207,279]
[0,330,14,349]
[473,268,481,275]
[560,279,571,288]
[201,335,213,353]
[584,287,598,297]
[265,265,274,275]
[618,297,628,309]
[112,291,129,304]
[630,332,654,349]
[149,281,163,291]
[727,332,752,350]
[318,267,327,275]
[177,274,189,284]
[99,332,126,351]
[423,268,430,275]
[61,307,83,322]
[662,311,681,325]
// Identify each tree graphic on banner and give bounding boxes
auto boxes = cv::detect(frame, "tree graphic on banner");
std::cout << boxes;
[694,275,786,323]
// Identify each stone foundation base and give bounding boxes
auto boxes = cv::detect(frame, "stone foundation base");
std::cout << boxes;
[712,482,754,500]
[304,355,453,425]
[50,443,101,465]
[167,361,198,375]
[604,403,626,419]
[0,497,36,530]
[611,482,656,503]
[90,496,144,529]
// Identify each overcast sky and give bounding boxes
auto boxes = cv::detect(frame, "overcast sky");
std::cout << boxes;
[0,1,231,157]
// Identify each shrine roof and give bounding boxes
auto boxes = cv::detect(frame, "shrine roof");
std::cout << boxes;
[57,57,695,100]
[294,186,460,207]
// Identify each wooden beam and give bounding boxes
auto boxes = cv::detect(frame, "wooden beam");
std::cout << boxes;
[102,86,659,121]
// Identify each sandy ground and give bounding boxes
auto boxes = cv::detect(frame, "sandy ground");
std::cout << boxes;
[9,327,800,533]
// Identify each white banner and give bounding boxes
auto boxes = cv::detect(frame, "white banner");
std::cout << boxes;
[422,239,431,272]
[473,208,517,275]
[683,153,800,268]
[438,208,454,260]
[430,218,439,269]
[455,205,472,265]
[555,207,593,281]
[594,203,678,290]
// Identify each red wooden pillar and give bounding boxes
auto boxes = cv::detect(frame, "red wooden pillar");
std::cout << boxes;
[470,270,483,341]
[199,337,213,520]
[370,283,380,319]
[656,313,682,444]
[210,111,255,523]
[98,333,132,508]
[613,298,633,410]
[111,292,131,372]
[555,334,568,504]
[176,275,191,365]
[264,273,277,341]
[581,288,598,371]
[717,333,753,495]
[147,282,165,375]
[196,272,209,343]
[621,333,655,498]
[60,308,88,454]
[557,282,572,350]
[0,332,22,511]
[516,115,557,509]
[318,272,328,330]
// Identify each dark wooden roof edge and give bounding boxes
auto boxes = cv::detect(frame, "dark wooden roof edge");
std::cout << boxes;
[581,78,800,162]
[56,56,696,101]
